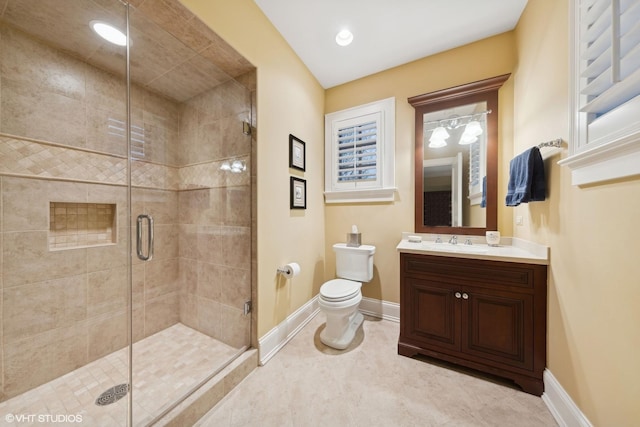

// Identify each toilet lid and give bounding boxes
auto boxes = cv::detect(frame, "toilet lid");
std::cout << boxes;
[320,279,361,301]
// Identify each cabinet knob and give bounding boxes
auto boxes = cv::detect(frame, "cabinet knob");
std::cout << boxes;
[462,293,469,300]
[455,292,462,299]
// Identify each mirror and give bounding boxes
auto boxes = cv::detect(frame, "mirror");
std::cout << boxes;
[409,74,510,235]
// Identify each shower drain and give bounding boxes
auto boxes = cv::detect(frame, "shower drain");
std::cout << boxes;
[95,383,129,406]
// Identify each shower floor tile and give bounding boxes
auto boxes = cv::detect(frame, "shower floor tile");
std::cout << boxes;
[0,323,238,426]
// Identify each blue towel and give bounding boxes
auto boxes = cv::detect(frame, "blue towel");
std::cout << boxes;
[506,147,546,206]
[480,176,487,208]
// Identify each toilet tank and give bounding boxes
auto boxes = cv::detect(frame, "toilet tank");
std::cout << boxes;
[333,243,376,282]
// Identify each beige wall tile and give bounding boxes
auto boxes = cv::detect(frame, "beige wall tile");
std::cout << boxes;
[197,261,222,301]
[85,106,128,156]
[196,297,221,339]
[3,231,87,287]
[222,186,251,227]
[0,26,86,101]
[85,65,127,114]
[152,224,179,261]
[132,263,145,307]
[218,266,251,309]
[3,274,86,340]
[3,322,88,398]
[87,312,128,362]
[140,189,178,224]
[2,177,49,232]
[220,304,249,349]
[87,267,128,317]
[178,224,198,259]
[219,226,251,270]
[179,292,198,330]
[196,226,223,265]
[217,114,252,159]
[132,303,146,343]
[179,258,198,295]
[145,258,179,300]
[1,78,86,147]
[86,228,128,272]
[145,292,179,337]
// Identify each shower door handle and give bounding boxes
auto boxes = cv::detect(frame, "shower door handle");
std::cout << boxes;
[136,214,154,261]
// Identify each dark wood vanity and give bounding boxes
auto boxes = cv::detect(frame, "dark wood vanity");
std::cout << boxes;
[398,252,547,395]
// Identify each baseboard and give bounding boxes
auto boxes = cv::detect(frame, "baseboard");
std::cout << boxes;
[542,369,593,427]
[258,296,320,365]
[359,297,400,322]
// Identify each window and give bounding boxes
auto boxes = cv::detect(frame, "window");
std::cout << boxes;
[324,97,396,202]
[560,0,640,185]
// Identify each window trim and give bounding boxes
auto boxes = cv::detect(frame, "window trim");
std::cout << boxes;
[560,0,640,185]
[324,97,396,203]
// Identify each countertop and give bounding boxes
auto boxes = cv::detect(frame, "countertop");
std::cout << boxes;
[396,232,549,265]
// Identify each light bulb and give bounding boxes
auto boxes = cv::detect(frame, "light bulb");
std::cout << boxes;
[335,29,354,46]
[90,21,126,46]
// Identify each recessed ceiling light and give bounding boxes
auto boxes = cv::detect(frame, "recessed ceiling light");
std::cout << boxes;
[335,29,353,47]
[90,20,127,46]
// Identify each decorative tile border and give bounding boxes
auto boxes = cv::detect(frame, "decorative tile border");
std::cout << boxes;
[0,136,127,185]
[0,136,249,191]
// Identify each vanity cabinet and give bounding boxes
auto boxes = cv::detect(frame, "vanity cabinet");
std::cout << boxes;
[398,252,547,395]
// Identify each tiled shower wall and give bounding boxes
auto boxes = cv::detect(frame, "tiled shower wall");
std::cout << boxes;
[0,24,254,401]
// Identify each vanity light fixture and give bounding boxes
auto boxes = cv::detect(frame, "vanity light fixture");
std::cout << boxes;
[458,120,483,145]
[90,20,127,46]
[335,29,354,46]
[427,126,449,148]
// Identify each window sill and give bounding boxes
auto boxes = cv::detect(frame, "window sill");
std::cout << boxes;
[558,135,640,186]
[324,188,396,204]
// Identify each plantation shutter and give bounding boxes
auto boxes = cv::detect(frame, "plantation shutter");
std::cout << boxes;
[324,97,395,202]
[337,121,378,183]
[579,0,640,139]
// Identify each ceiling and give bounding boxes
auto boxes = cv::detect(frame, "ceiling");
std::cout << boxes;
[254,0,528,88]
[0,0,254,103]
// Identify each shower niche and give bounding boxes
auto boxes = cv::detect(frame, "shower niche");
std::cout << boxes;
[49,202,117,250]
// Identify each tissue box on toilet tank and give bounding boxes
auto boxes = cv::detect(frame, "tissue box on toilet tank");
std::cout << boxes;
[347,233,361,247]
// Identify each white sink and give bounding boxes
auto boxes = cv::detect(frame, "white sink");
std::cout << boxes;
[421,242,489,254]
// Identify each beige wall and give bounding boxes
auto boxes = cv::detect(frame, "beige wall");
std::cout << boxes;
[180,0,327,339]
[514,0,640,424]
[183,1,640,423]
[324,33,517,302]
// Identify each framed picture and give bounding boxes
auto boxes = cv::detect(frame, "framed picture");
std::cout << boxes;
[290,177,307,209]
[289,134,306,171]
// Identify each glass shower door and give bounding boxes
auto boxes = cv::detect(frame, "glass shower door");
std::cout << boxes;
[126,2,254,422]
[0,0,131,425]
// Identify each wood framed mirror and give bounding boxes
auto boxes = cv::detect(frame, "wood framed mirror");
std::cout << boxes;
[409,74,510,236]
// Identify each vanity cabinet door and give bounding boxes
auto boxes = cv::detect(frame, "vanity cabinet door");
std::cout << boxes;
[398,252,547,395]
[402,277,461,352]
[460,288,534,371]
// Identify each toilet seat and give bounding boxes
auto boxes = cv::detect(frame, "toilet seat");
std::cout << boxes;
[320,279,361,302]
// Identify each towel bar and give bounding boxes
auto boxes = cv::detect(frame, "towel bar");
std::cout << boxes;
[537,139,563,149]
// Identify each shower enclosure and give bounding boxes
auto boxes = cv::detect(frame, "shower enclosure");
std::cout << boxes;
[0,0,255,425]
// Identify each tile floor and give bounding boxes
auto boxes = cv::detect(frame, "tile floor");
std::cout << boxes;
[0,323,239,426]
[196,314,558,427]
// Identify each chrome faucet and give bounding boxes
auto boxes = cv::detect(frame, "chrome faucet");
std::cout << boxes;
[464,238,473,245]
[435,235,442,244]
[448,235,458,245]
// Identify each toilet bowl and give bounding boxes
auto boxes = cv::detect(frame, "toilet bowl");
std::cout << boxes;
[318,244,375,350]
[318,279,364,349]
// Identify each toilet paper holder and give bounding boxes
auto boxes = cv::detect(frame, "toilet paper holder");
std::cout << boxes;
[277,266,291,275]
[277,262,300,278]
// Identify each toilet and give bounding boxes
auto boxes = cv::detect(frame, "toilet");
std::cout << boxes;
[318,243,375,349]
